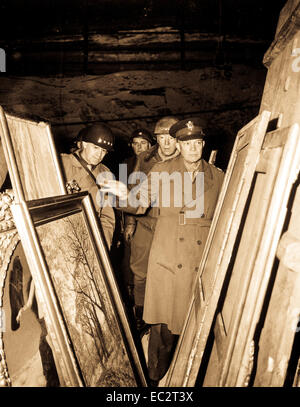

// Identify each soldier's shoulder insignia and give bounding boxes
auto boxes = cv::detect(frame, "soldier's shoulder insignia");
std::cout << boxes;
[215,166,223,172]
[211,164,223,173]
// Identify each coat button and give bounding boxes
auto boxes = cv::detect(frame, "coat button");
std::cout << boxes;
[197,240,202,245]
[178,264,182,269]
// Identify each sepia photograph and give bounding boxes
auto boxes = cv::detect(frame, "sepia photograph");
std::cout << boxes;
[0,0,299,395]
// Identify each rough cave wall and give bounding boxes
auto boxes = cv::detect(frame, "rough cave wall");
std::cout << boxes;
[0,64,266,172]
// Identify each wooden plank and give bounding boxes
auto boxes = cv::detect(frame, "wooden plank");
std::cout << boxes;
[214,313,227,362]
[261,28,300,130]
[165,110,270,387]
[276,231,300,272]
[0,140,8,189]
[263,1,300,68]
[217,124,300,386]
[253,183,300,386]
[275,0,300,39]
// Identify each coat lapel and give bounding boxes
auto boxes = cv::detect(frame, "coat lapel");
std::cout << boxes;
[180,158,214,210]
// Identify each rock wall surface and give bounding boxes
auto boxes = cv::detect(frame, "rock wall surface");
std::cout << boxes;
[0,65,266,171]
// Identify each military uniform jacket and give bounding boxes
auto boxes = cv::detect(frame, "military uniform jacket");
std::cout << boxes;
[124,155,224,334]
[60,152,115,248]
[133,144,180,231]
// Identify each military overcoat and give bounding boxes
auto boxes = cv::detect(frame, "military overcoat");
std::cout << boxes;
[129,145,180,305]
[127,155,224,334]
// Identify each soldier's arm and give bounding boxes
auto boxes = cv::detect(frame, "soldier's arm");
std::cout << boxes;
[99,204,115,249]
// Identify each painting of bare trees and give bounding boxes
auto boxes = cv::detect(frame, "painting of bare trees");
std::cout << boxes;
[36,212,136,387]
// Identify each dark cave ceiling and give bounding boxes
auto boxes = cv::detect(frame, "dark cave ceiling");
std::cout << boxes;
[0,0,287,75]
[0,0,286,39]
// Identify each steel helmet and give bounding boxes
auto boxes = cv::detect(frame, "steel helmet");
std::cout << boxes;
[129,128,153,144]
[154,116,180,136]
[78,123,114,151]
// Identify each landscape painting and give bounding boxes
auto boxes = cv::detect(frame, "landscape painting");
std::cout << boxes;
[36,211,137,387]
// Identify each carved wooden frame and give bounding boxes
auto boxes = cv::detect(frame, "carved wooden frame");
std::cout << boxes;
[0,228,19,387]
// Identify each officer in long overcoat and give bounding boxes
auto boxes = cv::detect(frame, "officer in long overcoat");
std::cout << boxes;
[101,117,224,385]
[128,117,180,330]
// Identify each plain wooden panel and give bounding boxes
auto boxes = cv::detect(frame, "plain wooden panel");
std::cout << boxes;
[261,27,300,129]
[0,139,8,189]
[6,114,65,201]
[217,151,281,385]
[258,0,300,388]
[264,1,300,68]
[253,183,300,386]
[0,108,65,201]
[275,0,300,38]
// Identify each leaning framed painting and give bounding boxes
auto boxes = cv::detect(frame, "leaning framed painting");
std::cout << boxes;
[0,106,66,201]
[10,192,147,387]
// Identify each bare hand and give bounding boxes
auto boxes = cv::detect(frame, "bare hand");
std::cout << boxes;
[98,180,128,200]
[124,224,135,242]
[16,305,28,323]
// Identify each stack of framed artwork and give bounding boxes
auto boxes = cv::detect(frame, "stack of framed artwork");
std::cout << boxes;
[2,2,300,385]
[0,107,147,387]
[164,1,300,386]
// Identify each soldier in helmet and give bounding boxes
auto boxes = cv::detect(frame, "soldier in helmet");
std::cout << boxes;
[101,117,224,386]
[129,116,180,332]
[127,128,153,170]
[60,123,115,249]
[120,128,153,306]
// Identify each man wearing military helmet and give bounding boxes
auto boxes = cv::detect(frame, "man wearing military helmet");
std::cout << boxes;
[121,127,153,308]
[129,128,153,161]
[128,116,180,332]
[102,117,224,386]
[60,123,115,248]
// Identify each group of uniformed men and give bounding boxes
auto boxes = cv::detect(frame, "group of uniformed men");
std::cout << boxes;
[61,116,224,387]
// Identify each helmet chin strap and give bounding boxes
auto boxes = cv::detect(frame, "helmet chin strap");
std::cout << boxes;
[78,149,96,171]
[158,147,180,161]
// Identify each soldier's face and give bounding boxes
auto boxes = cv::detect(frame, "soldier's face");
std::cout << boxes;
[131,137,151,156]
[81,141,107,165]
[157,134,177,157]
[176,139,205,163]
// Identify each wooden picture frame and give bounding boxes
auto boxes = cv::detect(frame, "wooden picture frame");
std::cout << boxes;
[215,123,300,386]
[0,106,66,202]
[0,108,147,386]
[165,110,271,386]
[9,192,147,386]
